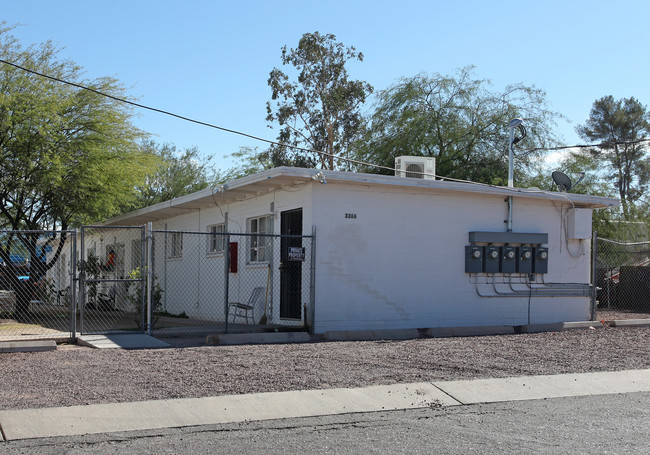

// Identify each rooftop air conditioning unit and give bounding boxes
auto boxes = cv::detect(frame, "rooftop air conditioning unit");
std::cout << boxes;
[394,156,435,180]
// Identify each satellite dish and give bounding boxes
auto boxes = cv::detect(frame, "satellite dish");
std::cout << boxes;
[552,171,572,192]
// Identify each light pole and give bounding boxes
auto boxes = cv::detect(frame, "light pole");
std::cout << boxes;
[508,118,523,188]
[507,119,524,231]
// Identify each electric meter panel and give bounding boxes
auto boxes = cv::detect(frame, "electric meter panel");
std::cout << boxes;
[501,246,517,273]
[484,246,500,273]
[465,232,549,275]
[465,245,484,273]
[517,246,533,273]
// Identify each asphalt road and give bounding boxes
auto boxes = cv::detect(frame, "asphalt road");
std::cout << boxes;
[2,392,648,454]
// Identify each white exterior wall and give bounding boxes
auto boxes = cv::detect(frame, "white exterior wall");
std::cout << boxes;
[310,183,592,333]
[82,171,600,333]
[147,186,313,323]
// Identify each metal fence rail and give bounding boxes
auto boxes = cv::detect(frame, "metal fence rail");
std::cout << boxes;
[595,237,650,320]
[0,230,76,341]
[150,230,314,335]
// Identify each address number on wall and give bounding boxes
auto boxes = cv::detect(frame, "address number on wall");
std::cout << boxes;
[345,213,357,219]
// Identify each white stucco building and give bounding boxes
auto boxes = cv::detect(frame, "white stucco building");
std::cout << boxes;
[100,166,618,334]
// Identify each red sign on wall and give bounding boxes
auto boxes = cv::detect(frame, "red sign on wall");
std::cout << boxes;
[229,242,238,273]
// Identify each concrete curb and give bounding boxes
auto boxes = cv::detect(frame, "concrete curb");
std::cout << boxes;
[522,321,604,333]
[0,382,459,441]
[610,319,650,328]
[1,369,649,441]
[432,368,650,404]
[77,334,171,350]
[427,325,515,337]
[0,340,56,353]
[322,321,610,343]
[206,331,311,345]
[324,329,421,342]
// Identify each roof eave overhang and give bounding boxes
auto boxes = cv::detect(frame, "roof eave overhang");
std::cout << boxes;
[102,167,619,226]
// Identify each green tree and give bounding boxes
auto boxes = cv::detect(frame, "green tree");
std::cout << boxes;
[353,66,561,184]
[576,96,650,221]
[221,146,273,182]
[132,141,219,209]
[0,24,156,313]
[265,32,373,170]
[537,151,626,239]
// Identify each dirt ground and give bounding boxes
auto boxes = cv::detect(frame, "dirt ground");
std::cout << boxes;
[1,325,649,411]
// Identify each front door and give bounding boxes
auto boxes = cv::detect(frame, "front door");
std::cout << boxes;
[280,209,302,319]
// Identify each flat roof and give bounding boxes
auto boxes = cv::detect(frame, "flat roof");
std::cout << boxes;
[103,167,619,226]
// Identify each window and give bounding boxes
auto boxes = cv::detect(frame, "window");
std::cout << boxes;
[207,223,226,254]
[248,215,272,262]
[168,232,183,259]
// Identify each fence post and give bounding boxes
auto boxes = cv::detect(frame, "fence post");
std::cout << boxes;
[70,229,78,340]
[223,212,230,333]
[146,222,153,335]
[590,231,597,321]
[309,225,316,333]
[79,226,86,334]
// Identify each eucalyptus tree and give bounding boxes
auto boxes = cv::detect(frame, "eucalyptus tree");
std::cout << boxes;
[265,32,373,170]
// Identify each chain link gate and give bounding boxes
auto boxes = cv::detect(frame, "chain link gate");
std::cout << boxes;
[79,226,147,334]
[594,237,650,320]
[0,230,76,341]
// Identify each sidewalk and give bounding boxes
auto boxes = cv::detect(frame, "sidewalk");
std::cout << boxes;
[1,369,649,441]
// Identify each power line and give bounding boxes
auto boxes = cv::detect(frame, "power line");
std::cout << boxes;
[0,58,279,147]
[1,58,646,194]
[521,138,650,156]
[0,58,400,172]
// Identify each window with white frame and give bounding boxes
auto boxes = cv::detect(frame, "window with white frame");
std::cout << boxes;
[207,223,226,254]
[168,232,183,259]
[248,215,272,262]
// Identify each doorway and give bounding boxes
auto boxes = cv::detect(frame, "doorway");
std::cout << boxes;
[280,208,303,319]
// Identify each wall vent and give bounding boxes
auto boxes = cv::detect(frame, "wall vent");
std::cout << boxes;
[394,156,435,180]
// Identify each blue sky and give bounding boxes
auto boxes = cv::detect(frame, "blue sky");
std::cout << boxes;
[2,0,649,171]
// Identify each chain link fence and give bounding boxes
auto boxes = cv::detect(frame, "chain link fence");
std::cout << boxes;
[150,231,313,335]
[1,227,314,341]
[595,237,650,320]
[79,226,146,334]
[0,230,75,341]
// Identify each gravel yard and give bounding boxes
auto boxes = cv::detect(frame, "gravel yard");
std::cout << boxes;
[1,325,649,411]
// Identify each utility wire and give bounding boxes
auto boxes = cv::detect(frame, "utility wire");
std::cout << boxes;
[521,138,650,156]
[0,58,280,147]
[1,58,646,194]
[0,58,394,171]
